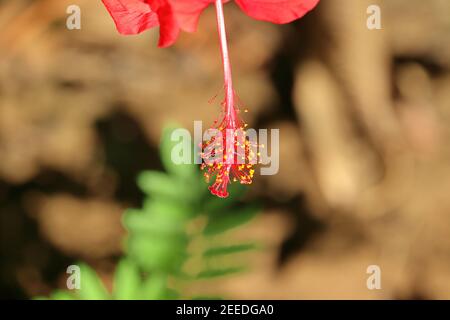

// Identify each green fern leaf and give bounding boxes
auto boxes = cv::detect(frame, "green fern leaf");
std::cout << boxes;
[143,198,195,220]
[203,243,258,258]
[123,208,185,236]
[139,273,167,300]
[196,267,245,279]
[137,170,198,201]
[128,235,188,273]
[160,126,197,180]
[50,290,76,300]
[203,204,260,236]
[113,258,140,300]
[76,264,109,300]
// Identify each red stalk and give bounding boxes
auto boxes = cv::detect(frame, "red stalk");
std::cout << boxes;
[215,0,236,126]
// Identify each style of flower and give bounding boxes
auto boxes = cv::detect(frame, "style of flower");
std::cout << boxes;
[101,0,320,197]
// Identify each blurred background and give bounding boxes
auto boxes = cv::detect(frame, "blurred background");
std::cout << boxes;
[1,0,450,299]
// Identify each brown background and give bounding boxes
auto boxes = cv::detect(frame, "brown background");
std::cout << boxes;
[0,0,450,299]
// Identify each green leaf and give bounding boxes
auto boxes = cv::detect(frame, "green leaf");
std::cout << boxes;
[50,290,76,300]
[160,126,197,180]
[76,264,109,300]
[164,288,181,300]
[143,198,194,220]
[203,243,258,258]
[123,208,185,236]
[203,204,260,236]
[139,273,167,300]
[128,235,187,273]
[137,171,198,202]
[139,274,180,300]
[196,267,245,279]
[138,171,180,198]
[113,259,140,300]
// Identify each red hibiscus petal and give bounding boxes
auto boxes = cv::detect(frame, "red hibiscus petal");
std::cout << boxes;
[147,0,181,47]
[169,0,231,33]
[156,8,180,47]
[234,0,320,24]
[101,0,159,35]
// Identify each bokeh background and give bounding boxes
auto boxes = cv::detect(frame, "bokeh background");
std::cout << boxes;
[1,0,450,299]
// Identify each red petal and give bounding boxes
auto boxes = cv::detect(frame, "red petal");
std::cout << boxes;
[169,0,230,33]
[148,0,181,47]
[101,0,159,35]
[234,0,320,24]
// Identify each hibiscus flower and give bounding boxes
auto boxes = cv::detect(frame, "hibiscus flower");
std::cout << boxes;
[101,0,320,197]
[102,0,320,47]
